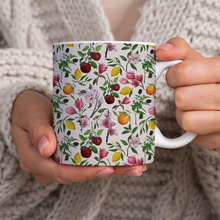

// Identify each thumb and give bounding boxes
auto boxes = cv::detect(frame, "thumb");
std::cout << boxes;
[15,90,57,157]
[155,37,203,61]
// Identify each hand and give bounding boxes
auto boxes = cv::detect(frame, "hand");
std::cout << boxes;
[155,37,220,150]
[11,90,146,184]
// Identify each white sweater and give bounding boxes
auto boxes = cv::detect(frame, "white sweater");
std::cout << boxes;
[0,0,220,219]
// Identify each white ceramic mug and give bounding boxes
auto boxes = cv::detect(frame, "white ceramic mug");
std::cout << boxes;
[53,41,196,166]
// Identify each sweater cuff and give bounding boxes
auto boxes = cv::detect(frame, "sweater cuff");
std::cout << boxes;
[0,81,53,159]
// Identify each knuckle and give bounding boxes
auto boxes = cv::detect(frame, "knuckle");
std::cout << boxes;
[175,62,190,85]
[34,175,51,184]
[19,161,32,173]
[51,172,70,184]
[174,87,186,110]
[181,112,197,133]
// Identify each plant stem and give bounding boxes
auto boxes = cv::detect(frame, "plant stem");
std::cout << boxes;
[90,98,98,118]
[106,131,109,143]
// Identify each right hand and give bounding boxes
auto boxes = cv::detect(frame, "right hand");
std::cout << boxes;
[11,90,146,184]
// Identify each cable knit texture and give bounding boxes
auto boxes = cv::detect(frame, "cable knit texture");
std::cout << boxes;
[0,0,220,219]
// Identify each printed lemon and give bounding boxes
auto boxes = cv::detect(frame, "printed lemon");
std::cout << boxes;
[63,85,72,95]
[112,152,121,162]
[120,87,132,95]
[149,121,155,129]
[146,85,155,95]
[74,152,81,164]
[74,68,81,80]
[150,45,156,49]
[111,67,120,77]
[118,114,129,125]
[65,43,74,47]
[66,121,76,130]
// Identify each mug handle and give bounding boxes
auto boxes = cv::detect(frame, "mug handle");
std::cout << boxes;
[155,60,197,148]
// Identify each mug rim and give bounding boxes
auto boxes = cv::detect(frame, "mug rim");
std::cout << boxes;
[53,41,156,46]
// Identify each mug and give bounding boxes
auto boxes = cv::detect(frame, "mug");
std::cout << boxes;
[52,41,196,166]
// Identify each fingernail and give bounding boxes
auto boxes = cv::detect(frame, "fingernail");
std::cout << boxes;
[96,168,114,178]
[156,43,174,51]
[142,165,147,172]
[38,136,49,155]
[124,169,142,177]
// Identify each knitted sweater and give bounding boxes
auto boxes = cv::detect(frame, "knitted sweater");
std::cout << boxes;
[0,0,220,219]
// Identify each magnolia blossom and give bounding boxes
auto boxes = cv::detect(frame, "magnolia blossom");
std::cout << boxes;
[148,107,156,116]
[84,88,100,104]
[129,136,141,148]
[121,96,130,105]
[119,77,129,84]
[65,106,76,115]
[128,52,141,64]
[98,63,108,74]
[99,148,109,160]
[54,156,60,163]
[126,71,135,80]
[108,126,118,136]
[136,74,143,82]
[137,158,144,165]
[100,111,117,136]
[98,97,104,107]
[79,116,89,128]
[131,79,139,87]
[53,74,60,87]
[106,43,117,51]
[127,155,143,165]
[74,98,84,110]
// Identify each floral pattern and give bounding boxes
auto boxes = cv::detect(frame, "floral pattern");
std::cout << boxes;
[53,42,156,166]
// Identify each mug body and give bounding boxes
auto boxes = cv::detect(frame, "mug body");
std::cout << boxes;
[53,41,156,166]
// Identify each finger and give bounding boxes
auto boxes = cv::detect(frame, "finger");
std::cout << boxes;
[192,132,220,150]
[166,56,220,88]
[155,37,203,61]
[176,108,220,135]
[13,90,56,157]
[33,173,52,184]
[174,84,220,111]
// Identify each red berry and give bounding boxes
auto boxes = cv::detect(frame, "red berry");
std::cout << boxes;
[111,83,120,91]
[80,63,91,73]
[81,147,92,158]
[92,136,102,146]
[90,52,101,61]
[105,95,115,104]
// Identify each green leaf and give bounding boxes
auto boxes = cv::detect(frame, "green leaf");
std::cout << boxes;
[109,149,118,152]
[82,45,89,51]
[130,63,137,70]
[97,129,104,136]
[88,103,92,108]
[115,57,120,64]
[89,84,92,89]
[99,86,107,91]
[79,134,86,141]
[112,92,119,98]
[84,129,91,135]
[94,156,99,161]
[121,140,128,145]
[120,55,127,61]
[99,160,107,165]
[131,147,138,154]
[78,51,84,57]
[98,108,107,113]
[103,80,108,86]
[95,45,102,51]
[62,44,64,51]
[113,77,118,83]
[93,78,98,85]
[129,89,133,98]
[108,64,117,67]
[90,61,97,69]
[122,130,130,134]
[132,44,138,50]
[91,145,98,153]
[80,160,87,165]
[115,162,120,166]
[121,46,130,50]
[132,127,138,134]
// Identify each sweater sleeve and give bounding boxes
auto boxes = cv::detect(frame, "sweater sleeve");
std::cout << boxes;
[0,49,53,158]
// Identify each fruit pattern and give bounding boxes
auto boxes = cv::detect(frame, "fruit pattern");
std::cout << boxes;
[53,42,156,166]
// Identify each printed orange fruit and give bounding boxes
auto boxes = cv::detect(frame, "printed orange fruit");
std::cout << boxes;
[146,85,155,95]
[63,85,72,95]
[118,114,129,125]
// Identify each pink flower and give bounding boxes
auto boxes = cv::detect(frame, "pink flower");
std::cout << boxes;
[137,158,144,165]
[128,155,137,165]
[66,106,76,115]
[131,79,139,87]
[126,71,135,80]
[74,98,84,110]
[108,127,118,136]
[105,43,117,51]
[54,156,60,163]
[98,63,108,74]
[128,52,141,64]
[129,136,141,148]
[148,107,156,116]
[53,74,60,87]
[79,116,89,128]
[100,117,116,128]
[99,148,109,160]
[121,96,130,104]
[119,77,129,84]
[84,88,100,104]
[136,74,143,82]
[98,97,103,107]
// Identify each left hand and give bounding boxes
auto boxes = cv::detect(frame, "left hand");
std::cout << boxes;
[155,37,220,150]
